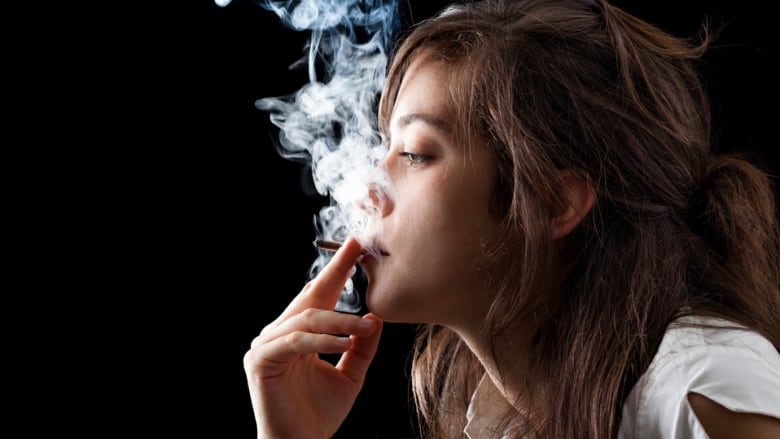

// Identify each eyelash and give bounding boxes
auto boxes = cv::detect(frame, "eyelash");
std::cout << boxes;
[399,152,429,168]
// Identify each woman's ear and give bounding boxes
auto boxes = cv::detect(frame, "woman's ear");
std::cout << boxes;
[551,169,595,240]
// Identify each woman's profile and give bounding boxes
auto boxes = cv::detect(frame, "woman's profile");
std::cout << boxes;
[244,1,780,437]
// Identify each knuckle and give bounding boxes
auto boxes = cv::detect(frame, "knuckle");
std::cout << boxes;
[242,349,257,371]
[258,325,272,338]
[301,307,319,319]
[250,334,264,349]
[285,331,303,346]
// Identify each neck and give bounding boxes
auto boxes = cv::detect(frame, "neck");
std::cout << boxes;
[452,308,544,415]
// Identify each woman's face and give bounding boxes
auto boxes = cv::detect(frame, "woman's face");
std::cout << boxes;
[359,55,500,330]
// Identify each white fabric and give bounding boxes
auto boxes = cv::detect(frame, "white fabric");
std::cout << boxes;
[618,315,780,438]
[464,315,780,438]
[465,374,525,438]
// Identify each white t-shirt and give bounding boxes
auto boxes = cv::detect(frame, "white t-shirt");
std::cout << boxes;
[464,316,780,438]
[618,315,780,438]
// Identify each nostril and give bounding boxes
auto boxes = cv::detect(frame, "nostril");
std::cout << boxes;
[368,184,394,217]
[360,168,395,217]
[369,186,382,209]
[355,195,379,215]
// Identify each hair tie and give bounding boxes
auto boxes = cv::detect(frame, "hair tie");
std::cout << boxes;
[684,183,709,235]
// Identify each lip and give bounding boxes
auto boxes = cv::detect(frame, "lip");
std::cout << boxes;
[363,245,389,257]
[313,238,388,258]
[357,240,390,267]
[358,251,386,270]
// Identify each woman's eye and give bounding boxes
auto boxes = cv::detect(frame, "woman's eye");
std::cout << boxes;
[399,152,429,168]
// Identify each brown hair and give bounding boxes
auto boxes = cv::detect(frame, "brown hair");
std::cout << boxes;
[378,0,780,437]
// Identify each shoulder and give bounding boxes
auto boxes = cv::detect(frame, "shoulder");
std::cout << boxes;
[619,315,780,439]
[688,392,780,439]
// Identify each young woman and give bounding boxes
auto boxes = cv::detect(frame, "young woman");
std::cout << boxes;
[244,0,780,437]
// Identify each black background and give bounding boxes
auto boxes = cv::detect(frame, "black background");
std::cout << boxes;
[62,0,776,437]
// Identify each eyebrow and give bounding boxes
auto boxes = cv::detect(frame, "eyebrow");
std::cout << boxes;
[396,113,450,131]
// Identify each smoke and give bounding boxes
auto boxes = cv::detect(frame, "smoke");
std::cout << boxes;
[215,0,399,312]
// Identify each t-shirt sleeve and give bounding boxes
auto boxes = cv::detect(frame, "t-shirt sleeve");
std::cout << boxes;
[684,344,780,417]
[621,333,780,439]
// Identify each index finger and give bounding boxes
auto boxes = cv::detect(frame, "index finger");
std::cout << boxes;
[275,236,363,321]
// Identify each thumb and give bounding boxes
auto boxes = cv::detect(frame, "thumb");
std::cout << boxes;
[336,313,383,385]
[273,236,363,323]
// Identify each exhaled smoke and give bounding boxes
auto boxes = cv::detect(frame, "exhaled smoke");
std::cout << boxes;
[215,0,399,312]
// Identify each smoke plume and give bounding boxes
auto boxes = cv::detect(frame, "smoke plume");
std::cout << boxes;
[215,0,399,312]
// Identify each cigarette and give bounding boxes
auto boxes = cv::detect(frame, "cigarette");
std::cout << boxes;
[313,239,368,254]
[313,239,343,252]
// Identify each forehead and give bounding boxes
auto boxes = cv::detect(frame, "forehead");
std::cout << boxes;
[390,54,453,129]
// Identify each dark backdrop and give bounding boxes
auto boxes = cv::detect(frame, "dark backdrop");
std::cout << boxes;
[107,1,776,437]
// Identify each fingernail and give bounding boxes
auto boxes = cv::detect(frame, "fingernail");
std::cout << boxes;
[358,318,376,329]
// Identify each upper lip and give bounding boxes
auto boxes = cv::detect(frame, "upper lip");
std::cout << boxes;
[364,242,389,256]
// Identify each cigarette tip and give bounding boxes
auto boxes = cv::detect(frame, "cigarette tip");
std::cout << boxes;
[313,239,342,253]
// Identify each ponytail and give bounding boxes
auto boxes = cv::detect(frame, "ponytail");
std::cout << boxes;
[688,155,780,342]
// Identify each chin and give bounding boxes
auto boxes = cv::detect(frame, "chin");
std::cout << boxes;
[365,283,421,323]
[364,282,398,321]
[364,282,385,315]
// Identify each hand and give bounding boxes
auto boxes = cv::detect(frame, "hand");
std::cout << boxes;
[244,237,383,439]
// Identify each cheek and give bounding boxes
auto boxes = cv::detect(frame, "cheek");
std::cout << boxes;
[390,177,436,226]
[394,169,497,252]
[368,182,497,322]
[404,193,492,289]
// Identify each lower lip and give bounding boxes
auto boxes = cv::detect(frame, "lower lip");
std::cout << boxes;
[359,252,380,266]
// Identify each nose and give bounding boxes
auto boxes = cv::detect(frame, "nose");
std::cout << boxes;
[367,182,393,217]
[356,167,394,218]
